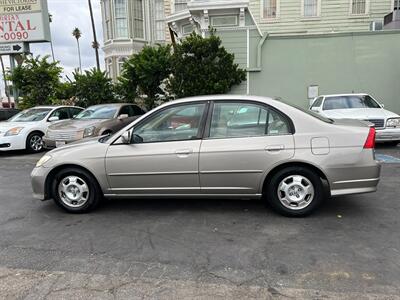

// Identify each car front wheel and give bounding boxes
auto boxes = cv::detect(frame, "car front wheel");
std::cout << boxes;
[52,168,102,213]
[265,166,324,217]
[26,132,44,153]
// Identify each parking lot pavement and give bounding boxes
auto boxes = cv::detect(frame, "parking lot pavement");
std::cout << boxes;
[0,146,399,299]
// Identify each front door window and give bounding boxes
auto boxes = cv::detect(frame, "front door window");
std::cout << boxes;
[134,103,206,143]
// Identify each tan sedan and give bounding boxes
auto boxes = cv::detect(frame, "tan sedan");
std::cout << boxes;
[43,103,145,149]
[32,95,380,217]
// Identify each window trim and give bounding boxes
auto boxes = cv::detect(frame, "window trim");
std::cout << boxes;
[260,0,280,21]
[301,0,321,18]
[113,0,129,39]
[349,0,370,16]
[203,100,295,140]
[112,101,211,145]
[210,15,239,27]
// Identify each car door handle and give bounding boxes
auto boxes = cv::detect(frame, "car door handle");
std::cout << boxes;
[265,145,285,152]
[175,149,193,155]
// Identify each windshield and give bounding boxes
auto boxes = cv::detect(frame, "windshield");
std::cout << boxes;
[277,98,334,123]
[74,106,117,120]
[8,108,52,122]
[323,95,381,110]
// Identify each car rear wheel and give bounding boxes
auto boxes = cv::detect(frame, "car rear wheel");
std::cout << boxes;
[52,168,102,213]
[265,166,324,217]
[26,132,44,153]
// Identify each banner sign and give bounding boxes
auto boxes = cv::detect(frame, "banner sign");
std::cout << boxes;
[0,0,50,43]
[0,0,42,14]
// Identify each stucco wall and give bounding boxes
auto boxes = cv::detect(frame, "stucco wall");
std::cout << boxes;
[249,30,400,114]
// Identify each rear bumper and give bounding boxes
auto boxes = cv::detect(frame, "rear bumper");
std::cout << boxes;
[329,162,381,197]
[376,128,400,142]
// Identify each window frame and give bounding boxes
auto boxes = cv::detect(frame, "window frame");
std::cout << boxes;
[203,100,295,140]
[112,101,211,145]
[210,15,239,27]
[349,0,369,15]
[114,0,129,39]
[301,0,321,18]
[133,0,145,39]
[261,0,280,21]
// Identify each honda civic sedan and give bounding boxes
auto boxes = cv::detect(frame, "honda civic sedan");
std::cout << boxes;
[31,96,381,217]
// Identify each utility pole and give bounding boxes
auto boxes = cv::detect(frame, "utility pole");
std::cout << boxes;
[0,55,10,107]
[88,0,100,71]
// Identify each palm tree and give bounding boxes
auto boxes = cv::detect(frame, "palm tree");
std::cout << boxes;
[88,0,100,71]
[72,27,82,73]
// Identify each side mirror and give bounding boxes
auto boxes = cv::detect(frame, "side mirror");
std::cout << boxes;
[48,116,59,122]
[381,104,385,108]
[121,130,131,144]
[118,114,129,120]
[310,107,319,112]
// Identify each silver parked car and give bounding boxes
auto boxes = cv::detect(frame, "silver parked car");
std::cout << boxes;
[31,95,381,217]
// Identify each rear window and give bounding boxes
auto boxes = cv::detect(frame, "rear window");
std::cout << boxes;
[323,95,380,110]
[277,98,333,124]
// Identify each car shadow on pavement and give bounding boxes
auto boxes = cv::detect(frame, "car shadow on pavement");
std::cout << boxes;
[37,195,368,219]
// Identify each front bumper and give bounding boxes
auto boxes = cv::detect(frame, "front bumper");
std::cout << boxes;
[43,136,79,149]
[376,128,400,142]
[31,166,51,200]
[0,135,25,151]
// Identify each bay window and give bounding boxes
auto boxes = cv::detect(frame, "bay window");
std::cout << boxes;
[115,0,128,38]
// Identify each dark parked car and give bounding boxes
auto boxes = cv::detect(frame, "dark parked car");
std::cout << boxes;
[0,108,20,121]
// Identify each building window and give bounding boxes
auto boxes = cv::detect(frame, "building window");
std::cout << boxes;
[118,57,128,76]
[174,0,188,12]
[115,0,128,38]
[351,0,367,14]
[394,0,400,10]
[182,24,193,36]
[303,0,319,17]
[210,16,238,27]
[103,0,112,40]
[106,59,113,78]
[155,0,165,41]
[133,0,144,38]
[263,0,278,19]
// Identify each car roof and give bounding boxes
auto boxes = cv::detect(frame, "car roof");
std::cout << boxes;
[33,105,81,109]
[88,103,132,108]
[164,94,277,105]
[319,93,369,98]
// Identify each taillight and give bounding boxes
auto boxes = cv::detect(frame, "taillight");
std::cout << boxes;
[364,127,376,149]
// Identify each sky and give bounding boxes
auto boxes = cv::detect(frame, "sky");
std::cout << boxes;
[1,0,105,96]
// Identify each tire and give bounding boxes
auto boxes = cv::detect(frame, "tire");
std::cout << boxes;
[265,166,324,217]
[26,132,44,153]
[51,167,102,213]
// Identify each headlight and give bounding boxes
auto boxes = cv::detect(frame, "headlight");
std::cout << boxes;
[386,118,400,128]
[36,155,52,168]
[5,127,24,136]
[83,126,96,138]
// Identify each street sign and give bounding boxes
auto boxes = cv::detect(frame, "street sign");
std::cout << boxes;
[0,0,51,43]
[0,43,28,55]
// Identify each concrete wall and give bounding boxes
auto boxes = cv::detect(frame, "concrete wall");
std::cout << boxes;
[248,30,400,114]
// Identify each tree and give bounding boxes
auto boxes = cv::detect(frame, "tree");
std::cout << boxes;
[88,0,100,71]
[121,44,171,109]
[73,68,115,107]
[168,32,246,98]
[7,55,63,109]
[72,27,82,72]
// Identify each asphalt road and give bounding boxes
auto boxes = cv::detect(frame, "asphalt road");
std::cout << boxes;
[0,145,399,299]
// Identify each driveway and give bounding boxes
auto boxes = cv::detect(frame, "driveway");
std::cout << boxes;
[0,146,399,299]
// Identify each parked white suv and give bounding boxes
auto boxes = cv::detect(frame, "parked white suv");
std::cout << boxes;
[0,106,83,152]
[310,94,400,144]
